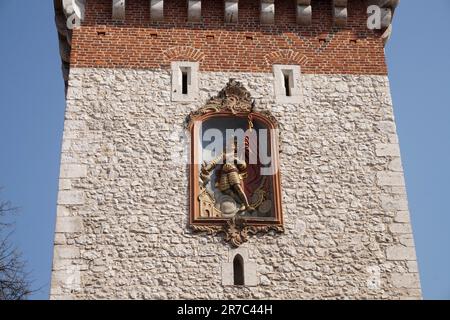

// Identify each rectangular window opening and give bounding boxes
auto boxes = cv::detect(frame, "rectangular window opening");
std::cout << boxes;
[273,65,301,103]
[181,68,189,95]
[283,71,293,97]
[171,62,198,102]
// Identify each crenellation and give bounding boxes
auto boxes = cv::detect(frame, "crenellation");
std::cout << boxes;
[54,0,396,80]
[112,0,126,20]
[224,0,239,23]
[296,0,312,25]
[333,0,348,27]
[187,0,202,22]
[150,0,164,21]
[260,0,275,25]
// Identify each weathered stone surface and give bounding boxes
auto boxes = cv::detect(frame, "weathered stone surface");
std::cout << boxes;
[59,179,72,190]
[54,233,67,245]
[377,172,405,186]
[60,164,87,178]
[51,68,420,299]
[406,261,419,273]
[54,245,80,260]
[388,158,403,172]
[56,217,83,233]
[391,273,420,289]
[57,191,84,205]
[399,234,416,247]
[381,195,408,211]
[389,223,412,234]
[56,205,71,217]
[394,211,411,223]
[377,121,396,134]
[386,246,416,261]
[376,144,400,157]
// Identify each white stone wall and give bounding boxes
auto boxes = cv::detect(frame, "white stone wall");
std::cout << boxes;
[51,68,421,299]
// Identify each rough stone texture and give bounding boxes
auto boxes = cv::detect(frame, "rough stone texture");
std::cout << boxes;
[51,68,421,300]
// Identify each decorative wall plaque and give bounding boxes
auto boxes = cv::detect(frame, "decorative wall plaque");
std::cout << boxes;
[187,80,284,247]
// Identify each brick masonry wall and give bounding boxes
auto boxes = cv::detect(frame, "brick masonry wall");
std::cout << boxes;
[70,0,388,74]
[51,68,421,299]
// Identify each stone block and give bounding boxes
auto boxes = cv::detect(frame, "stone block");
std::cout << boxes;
[58,191,85,205]
[53,257,74,270]
[64,120,86,131]
[60,164,87,178]
[406,261,419,273]
[394,211,411,223]
[377,172,405,186]
[54,245,80,260]
[377,121,396,134]
[376,143,400,157]
[386,245,416,261]
[388,158,403,172]
[389,223,412,234]
[399,235,416,247]
[59,179,72,190]
[54,233,67,245]
[380,195,408,211]
[388,134,399,144]
[56,205,71,217]
[56,216,84,233]
[51,268,81,292]
[391,273,420,289]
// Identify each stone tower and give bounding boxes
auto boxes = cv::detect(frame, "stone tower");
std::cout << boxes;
[51,0,421,299]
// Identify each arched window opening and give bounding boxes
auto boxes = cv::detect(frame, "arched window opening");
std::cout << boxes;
[233,254,245,286]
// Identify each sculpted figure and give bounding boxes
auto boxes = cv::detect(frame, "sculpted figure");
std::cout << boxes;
[202,137,255,213]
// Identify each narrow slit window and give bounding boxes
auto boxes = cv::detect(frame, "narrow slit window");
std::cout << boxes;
[171,62,198,102]
[282,69,294,97]
[233,254,245,286]
[283,73,291,96]
[273,65,301,103]
[182,70,189,95]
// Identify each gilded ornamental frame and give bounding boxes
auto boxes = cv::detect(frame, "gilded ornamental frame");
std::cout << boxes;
[186,80,284,247]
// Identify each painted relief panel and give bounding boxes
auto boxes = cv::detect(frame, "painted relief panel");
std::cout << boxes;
[187,80,284,246]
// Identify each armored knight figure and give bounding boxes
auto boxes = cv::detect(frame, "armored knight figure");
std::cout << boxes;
[203,137,255,213]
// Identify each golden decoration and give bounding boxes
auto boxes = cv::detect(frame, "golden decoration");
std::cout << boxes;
[192,217,284,247]
[189,79,284,247]
[186,79,278,129]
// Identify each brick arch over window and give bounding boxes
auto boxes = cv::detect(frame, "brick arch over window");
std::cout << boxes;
[162,46,205,64]
[264,49,308,67]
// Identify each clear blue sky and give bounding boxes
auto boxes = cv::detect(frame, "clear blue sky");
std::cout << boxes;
[0,1,449,300]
